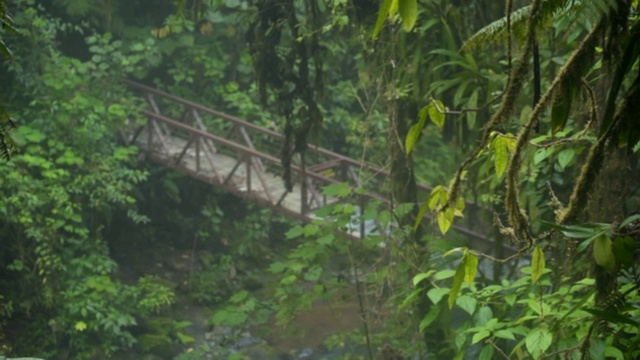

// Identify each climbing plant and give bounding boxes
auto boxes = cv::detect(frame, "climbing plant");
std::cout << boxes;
[371,0,640,358]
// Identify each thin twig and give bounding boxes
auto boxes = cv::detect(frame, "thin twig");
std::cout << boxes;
[487,339,511,360]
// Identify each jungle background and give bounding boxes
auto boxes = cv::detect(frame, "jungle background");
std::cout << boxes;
[0,0,639,359]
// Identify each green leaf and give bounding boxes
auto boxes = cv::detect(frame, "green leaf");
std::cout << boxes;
[405,123,422,155]
[437,207,454,234]
[479,345,495,360]
[456,295,477,315]
[463,251,478,287]
[583,308,639,327]
[620,214,640,229]
[593,233,615,271]
[406,107,429,155]
[413,198,430,232]
[527,299,552,316]
[419,305,441,332]
[372,0,392,39]
[230,290,249,303]
[612,236,635,268]
[531,246,545,284]
[322,182,351,197]
[285,225,303,239]
[472,329,491,344]
[399,289,420,310]
[525,327,552,359]
[434,269,456,280]
[303,265,322,281]
[303,223,319,237]
[494,329,515,341]
[74,321,87,331]
[316,234,334,246]
[412,270,435,286]
[428,100,446,130]
[492,135,509,178]
[428,185,449,209]
[427,287,450,305]
[398,0,418,32]
[474,306,493,326]
[442,247,465,258]
[448,258,466,309]
[533,148,552,165]
[557,148,575,169]
[107,104,126,118]
[604,345,625,360]
[176,331,195,344]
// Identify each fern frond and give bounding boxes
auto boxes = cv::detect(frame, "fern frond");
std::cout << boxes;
[461,0,573,52]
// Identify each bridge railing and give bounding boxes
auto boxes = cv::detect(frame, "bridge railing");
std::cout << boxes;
[122,79,490,243]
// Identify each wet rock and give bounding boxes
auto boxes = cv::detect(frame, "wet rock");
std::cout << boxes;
[296,348,314,358]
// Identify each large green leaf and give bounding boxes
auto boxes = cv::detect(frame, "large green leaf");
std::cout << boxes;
[398,0,418,32]
[463,251,478,287]
[525,327,552,358]
[448,258,465,309]
[490,132,516,178]
[612,236,635,269]
[531,246,545,284]
[448,250,477,309]
[372,0,392,39]
[593,233,615,271]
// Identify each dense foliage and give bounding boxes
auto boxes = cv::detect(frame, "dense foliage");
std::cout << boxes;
[0,0,638,359]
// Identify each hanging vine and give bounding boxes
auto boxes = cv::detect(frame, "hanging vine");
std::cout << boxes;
[246,0,324,191]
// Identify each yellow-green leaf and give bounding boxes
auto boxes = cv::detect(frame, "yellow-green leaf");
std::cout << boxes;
[455,195,466,213]
[593,233,615,271]
[405,123,422,155]
[493,136,509,178]
[75,321,87,331]
[437,207,454,234]
[442,247,465,258]
[428,185,448,210]
[428,100,446,130]
[398,0,418,32]
[406,106,430,154]
[389,0,398,16]
[531,246,545,284]
[463,251,478,286]
[372,0,392,39]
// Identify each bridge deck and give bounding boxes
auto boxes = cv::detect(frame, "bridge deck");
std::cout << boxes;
[122,79,489,243]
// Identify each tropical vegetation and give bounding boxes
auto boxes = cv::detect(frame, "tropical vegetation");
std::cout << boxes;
[0,0,638,359]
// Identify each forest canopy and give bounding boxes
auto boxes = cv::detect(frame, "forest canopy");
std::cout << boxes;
[0,0,639,359]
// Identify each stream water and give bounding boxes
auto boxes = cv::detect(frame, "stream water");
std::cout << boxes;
[177,297,366,359]
[113,237,369,359]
